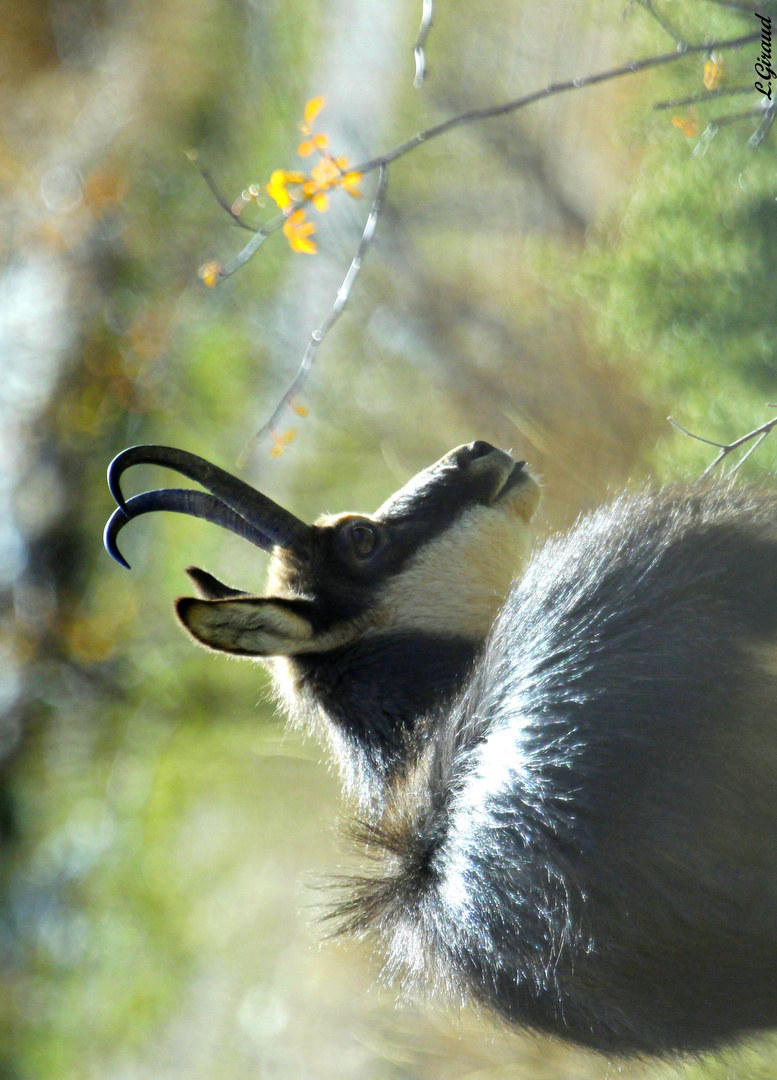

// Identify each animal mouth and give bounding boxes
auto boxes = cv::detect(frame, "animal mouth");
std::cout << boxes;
[491,458,540,522]
[461,444,537,511]
[491,458,529,503]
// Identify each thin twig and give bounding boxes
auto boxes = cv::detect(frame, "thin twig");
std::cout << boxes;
[653,85,754,109]
[219,223,274,278]
[697,0,761,11]
[668,414,777,477]
[237,165,389,466]
[187,153,258,233]
[631,0,690,48]
[708,106,770,125]
[413,0,434,88]
[690,100,774,155]
[749,100,777,147]
[349,30,761,178]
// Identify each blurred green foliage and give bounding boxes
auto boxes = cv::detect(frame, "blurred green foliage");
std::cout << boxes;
[2,0,777,1078]
[572,0,777,479]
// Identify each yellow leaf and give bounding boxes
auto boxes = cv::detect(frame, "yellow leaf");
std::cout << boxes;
[266,177,291,209]
[340,171,362,197]
[288,231,317,254]
[283,210,317,253]
[304,97,326,127]
[298,139,316,158]
[197,261,222,287]
[703,55,724,91]
[266,169,306,208]
[290,400,309,417]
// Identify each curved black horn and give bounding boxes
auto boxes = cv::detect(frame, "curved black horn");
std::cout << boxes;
[107,445,308,550]
[104,489,283,568]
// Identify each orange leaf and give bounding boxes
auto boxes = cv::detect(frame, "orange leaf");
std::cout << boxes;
[671,111,699,138]
[270,428,298,456]
[298,140,316,158]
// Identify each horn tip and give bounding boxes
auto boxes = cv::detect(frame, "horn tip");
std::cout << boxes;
[103,518,131,569]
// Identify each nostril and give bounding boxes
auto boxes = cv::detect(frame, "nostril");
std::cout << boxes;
[466,440,496,462]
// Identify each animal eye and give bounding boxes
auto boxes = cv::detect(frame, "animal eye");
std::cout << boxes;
[347,522,379,558]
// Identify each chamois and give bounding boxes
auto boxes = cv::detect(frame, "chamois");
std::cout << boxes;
[105,441,777,1057]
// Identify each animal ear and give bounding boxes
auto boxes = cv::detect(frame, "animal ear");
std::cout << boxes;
[185,566,250,600]
[176,595,317,657]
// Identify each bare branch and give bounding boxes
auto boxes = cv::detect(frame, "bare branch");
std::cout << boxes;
[748,99,777,147]
[707,106,771,126]
[653,85,754,109]
[413,0,434,88]
[668,414,777,477]
[237,165,390,466]
[211,29,762,283]
[629,0,690,49]
[219,223,275,278]
[351,30,762,178]
[187,152,258,233]
[698,0,761,10]
[690,101,773,154]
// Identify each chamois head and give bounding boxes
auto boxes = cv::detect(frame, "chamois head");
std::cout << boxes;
[105,441,540,798]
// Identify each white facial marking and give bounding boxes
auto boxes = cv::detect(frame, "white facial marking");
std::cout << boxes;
[378,501,535,639]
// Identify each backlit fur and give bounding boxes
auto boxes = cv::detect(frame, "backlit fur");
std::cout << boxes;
[334,478,777,1056]
[172,446,777,1057]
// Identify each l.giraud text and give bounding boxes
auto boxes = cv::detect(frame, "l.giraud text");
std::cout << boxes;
[755,11,774,99]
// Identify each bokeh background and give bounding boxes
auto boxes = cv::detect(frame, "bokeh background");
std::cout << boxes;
[2,0,777,1077]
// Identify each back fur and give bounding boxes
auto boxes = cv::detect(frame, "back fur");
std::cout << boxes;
[333,479,777,1056]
